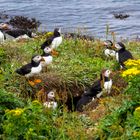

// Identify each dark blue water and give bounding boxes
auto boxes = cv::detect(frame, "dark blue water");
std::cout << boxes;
[0,0,140,38]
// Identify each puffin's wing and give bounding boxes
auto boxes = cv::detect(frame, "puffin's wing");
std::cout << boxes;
[5,29,30,38]
[76,96,92,112]
[41,36,54,50]
[15,63,32,75]
[119,50,133,66]
[84,80,101,97]
[5,30,19,38]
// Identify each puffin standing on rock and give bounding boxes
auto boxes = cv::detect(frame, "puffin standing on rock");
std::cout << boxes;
[115,42,133,69]
[76,69,112,112]
[104,40,116,57]
[15,55,45,78]
[41,28,62,55]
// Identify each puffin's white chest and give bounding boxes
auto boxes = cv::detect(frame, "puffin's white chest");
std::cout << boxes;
[104,49,116,57]
[41,56,53,67]
[25,64,42,77]
[43,101,58,109]
[104,79,112,94]
[115,52,119,62]
[0,31,4,43]
[51,36,62,49]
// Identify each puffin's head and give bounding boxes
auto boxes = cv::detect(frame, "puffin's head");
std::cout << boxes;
[44,47,52,54]
[0,23,10,30]
[100,69,111,79]
[47,91,55,100]
[115,42,125,50]
[103,40,113,48]
[31,55,44,63]
[104,69,111,77]
[54,28,61,36]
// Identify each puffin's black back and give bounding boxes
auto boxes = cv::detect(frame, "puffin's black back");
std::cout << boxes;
[41,36,54,50]
[76,79,102,112]
[84,80,102,97]
[76,96,92,112]
[118,49,133,67]
[15,63,32,75]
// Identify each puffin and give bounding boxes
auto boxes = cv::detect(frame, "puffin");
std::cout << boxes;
[41,28,62,51]
[104,40,116,57]
[15,55,44,78]
[43,91,58,109]
[0,23,9,30]
[76,69,112,112]
[0,23,36,39]
[4,29,36,38]
[115,42,133,68]
[41,47,53,68]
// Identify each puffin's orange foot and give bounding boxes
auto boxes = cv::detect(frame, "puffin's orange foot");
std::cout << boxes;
[34,79,42,84]
[28,80,35,86]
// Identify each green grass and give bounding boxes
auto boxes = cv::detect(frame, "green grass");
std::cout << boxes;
[1,33,140,139]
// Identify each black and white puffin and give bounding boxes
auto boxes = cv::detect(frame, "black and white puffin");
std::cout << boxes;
[5,29,36,38]
[0,23,36,39]
[15,55,44,78]
[76,69,112,112]
[43,91,58,109]
[41,47,53,68]
[104,40,116,57]
[41,28,62,50]
[115,42,133,68]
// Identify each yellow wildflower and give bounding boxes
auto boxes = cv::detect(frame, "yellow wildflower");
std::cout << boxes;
[47,32,53,36]
[14,108,24,116]
[135,107,140,111]
[5,109,10,113]
[32,100,41,106]
[122,67,140,77]
[125,59,140,67]
[133,131,139,137]
[7,108,24,116]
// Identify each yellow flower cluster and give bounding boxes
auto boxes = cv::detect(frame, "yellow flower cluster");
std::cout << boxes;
[47,32,53,36]
[122,59,140,77]
[122,67,140,77]
[32,100,41,106]
[135,106,140,111]
[124,59,140,66]
[6,108,24,116]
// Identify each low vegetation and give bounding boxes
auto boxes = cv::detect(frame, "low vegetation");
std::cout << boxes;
[0,32,140,139]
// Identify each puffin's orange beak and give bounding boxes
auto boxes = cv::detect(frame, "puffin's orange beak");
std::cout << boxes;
[103,42,107,46]
[51,49,59,56]
[110,70,113,78]
[41,57,45,61]
[112,44,115,49]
